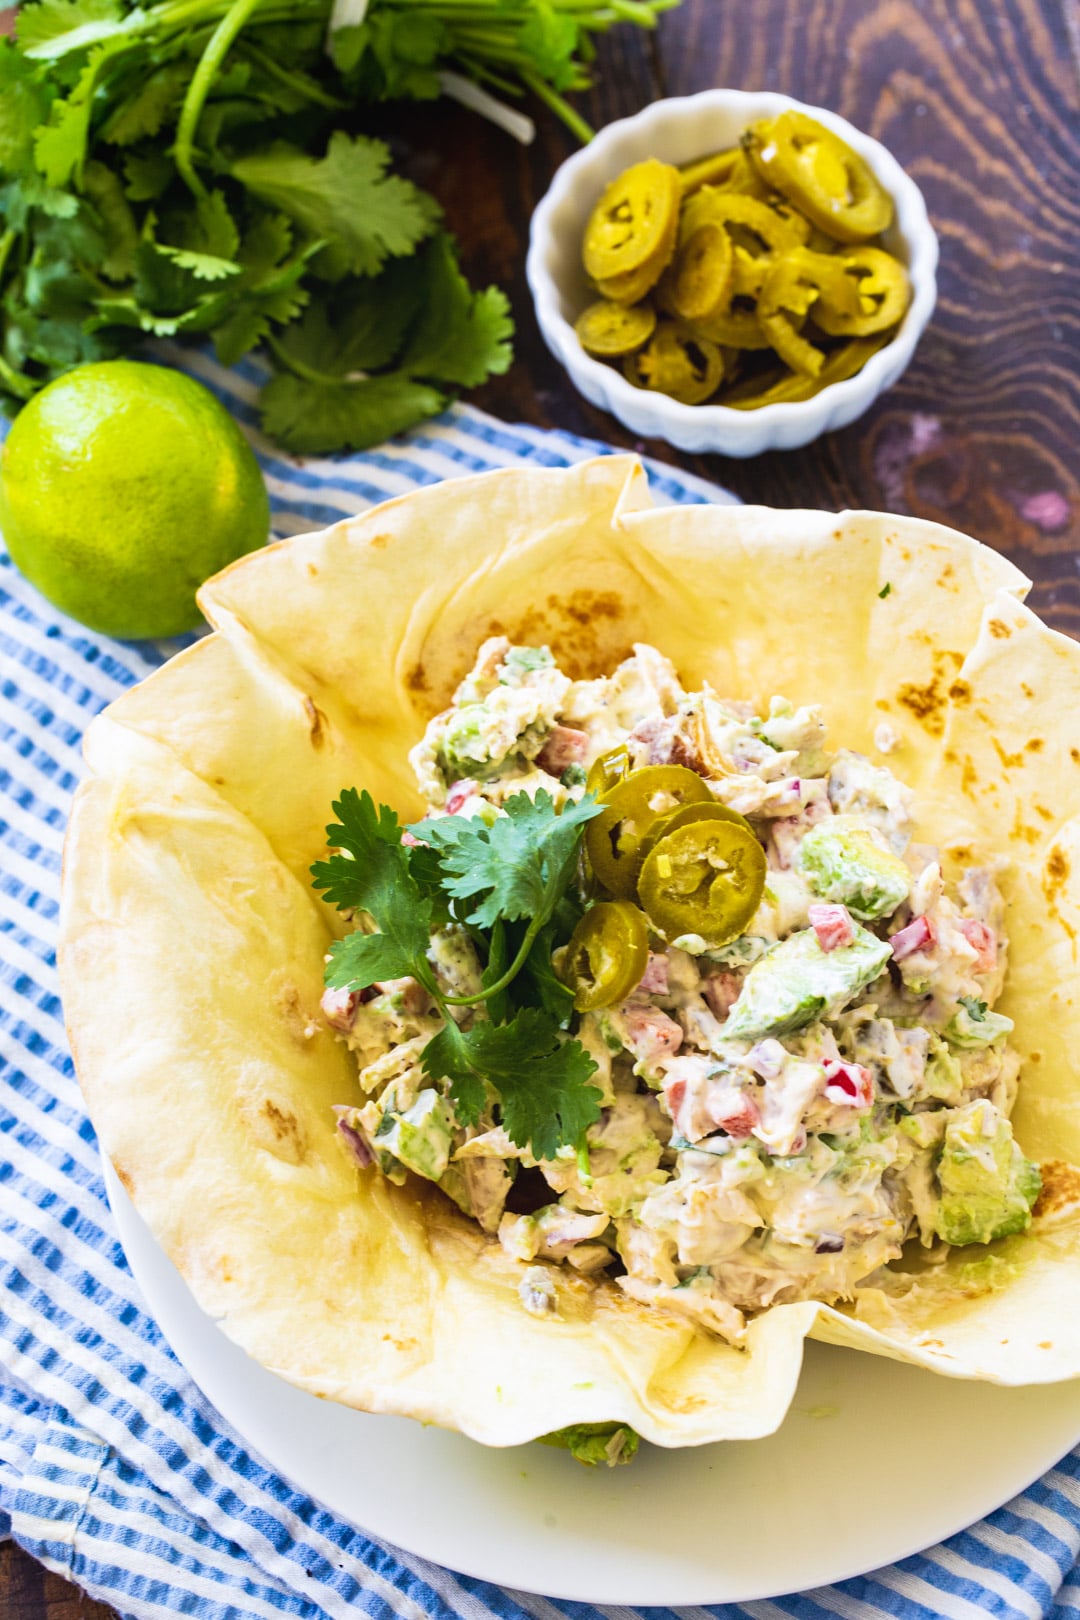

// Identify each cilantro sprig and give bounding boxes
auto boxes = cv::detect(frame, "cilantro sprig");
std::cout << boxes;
[312,787,605,1158]
[0,0,676,450]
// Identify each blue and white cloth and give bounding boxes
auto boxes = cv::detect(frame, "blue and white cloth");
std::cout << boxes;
[3,346,1080,1620]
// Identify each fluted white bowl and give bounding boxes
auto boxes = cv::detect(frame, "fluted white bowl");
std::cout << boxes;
[526,90,939,457]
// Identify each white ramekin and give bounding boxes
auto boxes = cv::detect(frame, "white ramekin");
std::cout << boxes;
[526,90,939,457]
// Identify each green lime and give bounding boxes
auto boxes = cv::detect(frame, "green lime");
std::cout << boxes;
[0,360,270,639]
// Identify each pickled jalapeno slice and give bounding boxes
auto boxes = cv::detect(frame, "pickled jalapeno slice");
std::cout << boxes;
[757,247,861,377]
[814,246,911,337]
[585,744,632,798]
[625,319,725,404]
[561,900,650,1011]
[745,111,894,243]
[670,222,735,323]
[638,817,766,948]
[575,299,658,357]
[678,147,742,195]
[636,800,756,867]
[585,763,712,898]
[583,158,682,281]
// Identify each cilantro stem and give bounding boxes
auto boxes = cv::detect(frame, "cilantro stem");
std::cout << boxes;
[442,914,547,1006]
[519,69,595,142]
[174,0,266,199]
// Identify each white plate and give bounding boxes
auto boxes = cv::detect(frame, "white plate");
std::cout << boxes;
[104,1161,1080,1606]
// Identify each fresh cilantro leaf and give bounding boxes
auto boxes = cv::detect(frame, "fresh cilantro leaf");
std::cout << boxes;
[421,1018,487,1129]
[231,133,441,278]
[415,790,602,930]
[157,244,241,282]
[399,233,513,389]
[33,41,127,186]
[17,0,130,59]
[82,159,137,279]
[518,10,581,90]
[423,1007,600,1157]
[259,370,447,456]
[0,42,53,176]
[270,263,426,378]
[99,58,187,144]
[324,925,421,992]
[959,995,988,1020]
[121,146,172,200]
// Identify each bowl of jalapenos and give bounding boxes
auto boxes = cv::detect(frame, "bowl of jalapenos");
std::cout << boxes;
[526,90,938,455]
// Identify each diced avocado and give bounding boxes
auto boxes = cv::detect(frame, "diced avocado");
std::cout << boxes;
[723,922,892,1041]
[924,1035,964,1101]
[377,1088,455,1182]
[797,820,910,921]
[933,1100,1041,1246]
[441,705,507,782]
[499,645,554,685]
[537,1421,640,1467]
[946,995,1014,1049]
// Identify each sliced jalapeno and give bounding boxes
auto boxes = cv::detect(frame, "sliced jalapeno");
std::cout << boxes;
[719,334,890,409]
[757,247,861,377]
[638,817,766,948]
[625,318,725,404]
[562,900,650,1011]
[585,763,712,899]
[745,112,893,243]
[575,298,657,357]
[636,799,755,867]
[586,744,632,798]
[595,236,674,304]
[583,159,682,281]
[678,147,741,196]
[679,190,804,258]
[813,246,910,336]
[670,222,735,322]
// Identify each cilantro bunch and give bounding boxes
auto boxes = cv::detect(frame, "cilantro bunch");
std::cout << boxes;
[0,0,676,453]
[312,786,605,1161]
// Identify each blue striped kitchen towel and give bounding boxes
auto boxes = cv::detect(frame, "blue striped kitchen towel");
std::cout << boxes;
[3,344,1080,1620]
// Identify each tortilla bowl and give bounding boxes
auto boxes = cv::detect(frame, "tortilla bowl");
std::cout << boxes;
[59,456,1080,1450]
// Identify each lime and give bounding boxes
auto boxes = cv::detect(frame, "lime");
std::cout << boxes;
[0,361,270,639]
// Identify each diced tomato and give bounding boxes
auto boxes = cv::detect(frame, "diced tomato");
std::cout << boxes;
[446,779,479,814]
[958,917,997,973]
[889,914,936,961]
[809,903,855,952]
[535,725,589,774]
[823,1059,874,1108]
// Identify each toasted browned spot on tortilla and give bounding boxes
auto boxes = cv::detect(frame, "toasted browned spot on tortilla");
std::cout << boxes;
[368,533,392,549]
[1044,846,1071,901]
[949,680,972,705]
[876,698,891,711]
[263,1098,301,1142]
[1035,802,1055,821]
[993,738,1026,770]
[961,756,979,795]
[988,618,1012,639]
[214,776,226,786]
[406,663,428,694]
[1011,810,1042,845]
[382,1334,419,1352]
[937,564,958,590]
[303,695,327,748]
[1029,1051,1042,1063]
[306,562,318,577]
[1039,1342,1053,1349]
[1022,682,1035,699]
[896,651,965,736]
[919,1337,945,1348]
[1072,748,1080,765]
[1033,1159,1080,1222]
[1027,737,1045,752]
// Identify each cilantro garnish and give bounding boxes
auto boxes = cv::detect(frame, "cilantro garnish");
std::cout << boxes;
[958,995,988,1020]
[311,785,605,1158]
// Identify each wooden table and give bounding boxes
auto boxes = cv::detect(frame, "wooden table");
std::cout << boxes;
[3,0,1078,1613]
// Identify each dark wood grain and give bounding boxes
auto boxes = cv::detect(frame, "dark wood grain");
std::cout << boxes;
[5,2,1079,1615]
